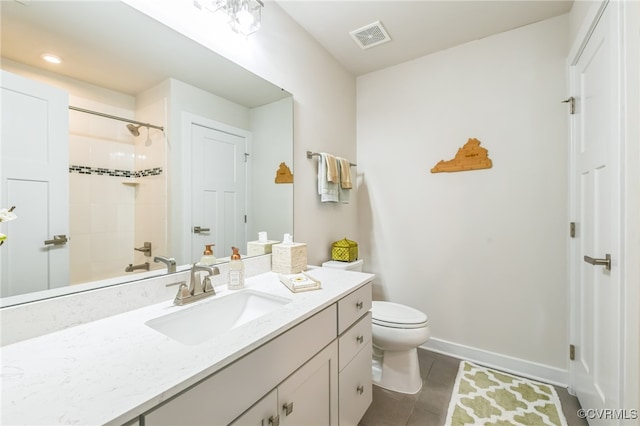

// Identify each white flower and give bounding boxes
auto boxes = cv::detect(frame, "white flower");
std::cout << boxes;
[0,208,17,223]
[0,208,17,245]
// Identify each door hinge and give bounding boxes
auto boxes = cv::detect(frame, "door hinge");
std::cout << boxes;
[562,97,575,114]
[244,214,247,223]
[569,344,575,361]
[244,152,249,163]
[570,222,576,238]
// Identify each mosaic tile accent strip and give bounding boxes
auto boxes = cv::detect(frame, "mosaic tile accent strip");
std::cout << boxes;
[445,361,568,426]
[69,165,162,178]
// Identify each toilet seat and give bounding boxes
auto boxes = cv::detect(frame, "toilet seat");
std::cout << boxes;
[372,301,428,329]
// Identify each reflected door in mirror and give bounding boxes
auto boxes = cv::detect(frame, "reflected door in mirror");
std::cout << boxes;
[190,122,247,260]
[1,71,70,297]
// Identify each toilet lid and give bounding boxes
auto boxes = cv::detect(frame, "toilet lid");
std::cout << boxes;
[371,301,428,329]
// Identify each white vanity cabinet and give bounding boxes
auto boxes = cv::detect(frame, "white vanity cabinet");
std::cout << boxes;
[230,341,338,425]
[142,281,373,426]
[337,283,373,426]
[143,306,337,426]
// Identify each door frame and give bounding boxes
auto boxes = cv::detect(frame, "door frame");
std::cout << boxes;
[620,0,640,412]
[566,0,639,414]
[180,112,252,263]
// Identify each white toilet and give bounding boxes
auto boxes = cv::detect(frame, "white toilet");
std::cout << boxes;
[370,301,430,394]
[322,259,431,394]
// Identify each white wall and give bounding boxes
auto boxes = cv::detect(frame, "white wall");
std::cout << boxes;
[249,97,294,242]
[356,15,570,377]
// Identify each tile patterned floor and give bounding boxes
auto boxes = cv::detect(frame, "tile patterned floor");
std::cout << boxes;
[359,349,588,426]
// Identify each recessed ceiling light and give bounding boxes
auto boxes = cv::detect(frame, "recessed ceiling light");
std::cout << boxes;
[41,53,62,64]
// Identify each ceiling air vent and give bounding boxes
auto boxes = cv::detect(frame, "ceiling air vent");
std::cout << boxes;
[349,21,391,50]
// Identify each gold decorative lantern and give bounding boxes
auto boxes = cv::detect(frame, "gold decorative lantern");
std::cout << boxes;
[331,238,358,262]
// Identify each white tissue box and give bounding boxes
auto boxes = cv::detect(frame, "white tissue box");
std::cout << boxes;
[272,242,307,274]
[247,240,280,256]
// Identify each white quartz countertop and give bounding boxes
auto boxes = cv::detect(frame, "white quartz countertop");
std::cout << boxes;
[0,268,374,425]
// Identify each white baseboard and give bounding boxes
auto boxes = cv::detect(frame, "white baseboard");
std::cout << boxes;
[422,338,569,388]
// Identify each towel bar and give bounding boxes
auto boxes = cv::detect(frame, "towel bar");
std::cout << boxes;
[306,151,356,166]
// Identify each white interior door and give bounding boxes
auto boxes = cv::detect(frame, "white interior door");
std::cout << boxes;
[190,122,247,260]
[0,70,69,297]
[569,2,622,420]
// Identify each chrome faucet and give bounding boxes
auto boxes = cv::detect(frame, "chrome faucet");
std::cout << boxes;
[174,263,220,305]
[153,256,176,273]
[125,262,150,272]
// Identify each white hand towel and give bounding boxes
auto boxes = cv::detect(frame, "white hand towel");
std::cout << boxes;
[318,153,339,202]
[339,184,350,204]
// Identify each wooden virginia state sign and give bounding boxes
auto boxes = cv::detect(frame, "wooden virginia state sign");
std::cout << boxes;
[431,138,493,173]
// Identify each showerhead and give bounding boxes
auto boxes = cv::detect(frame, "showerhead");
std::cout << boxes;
[127,123,141,137]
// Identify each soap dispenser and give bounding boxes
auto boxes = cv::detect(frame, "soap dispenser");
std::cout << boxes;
[199,244,217,265]
[227,247,245,290]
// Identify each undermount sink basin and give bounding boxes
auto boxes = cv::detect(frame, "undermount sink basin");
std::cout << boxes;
[145,289,292,345]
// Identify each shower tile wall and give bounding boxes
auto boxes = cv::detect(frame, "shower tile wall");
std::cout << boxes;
[133,98,167,272]
[68,100,166,284]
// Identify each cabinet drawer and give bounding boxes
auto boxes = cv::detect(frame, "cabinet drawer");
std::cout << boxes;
[339,312,371,372]
[338,344,373,426]
[337,282,372,334]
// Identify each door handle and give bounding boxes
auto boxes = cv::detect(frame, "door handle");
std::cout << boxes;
[193,226,210,234]
[583,254,611,271]
[44,235,68,246]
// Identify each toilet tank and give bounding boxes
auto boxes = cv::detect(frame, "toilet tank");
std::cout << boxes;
[322,259,364,272]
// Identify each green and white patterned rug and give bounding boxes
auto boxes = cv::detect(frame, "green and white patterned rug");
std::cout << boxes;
[445,361,568,426]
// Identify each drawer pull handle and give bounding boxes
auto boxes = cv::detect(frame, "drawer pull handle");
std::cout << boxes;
[356,301,364,310]
[283,402,294,416]
[357,385,364,395]
[356,335,364,344]
[269,415,280,426]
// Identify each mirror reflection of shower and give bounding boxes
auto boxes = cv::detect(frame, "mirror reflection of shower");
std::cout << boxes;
[68,105,166,285]
[127,123,153,146]
[126,123,142,136]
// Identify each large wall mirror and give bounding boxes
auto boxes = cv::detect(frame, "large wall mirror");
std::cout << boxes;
[0,1,293,305]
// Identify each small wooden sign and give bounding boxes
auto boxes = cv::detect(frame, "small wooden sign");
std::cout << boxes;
[431,138,493,173]
[275,162,293,183]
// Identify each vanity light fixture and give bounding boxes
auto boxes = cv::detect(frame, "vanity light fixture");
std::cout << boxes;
[41,53,62,64]
[195,0,264,36]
